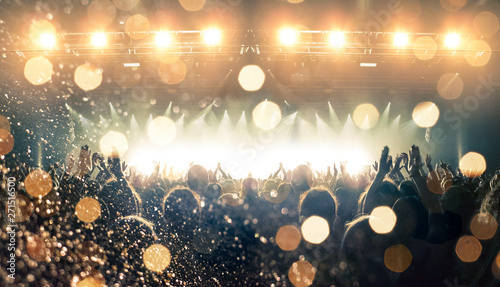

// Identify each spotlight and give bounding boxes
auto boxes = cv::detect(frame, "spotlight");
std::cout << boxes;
[91,33,107,47]
[279,29,299,46]
[39,33,56,49]
[393,33,409,47]
[155,31,171,48]
[202,29,222,45]
[329,31,345,48]
[444,33,460,48]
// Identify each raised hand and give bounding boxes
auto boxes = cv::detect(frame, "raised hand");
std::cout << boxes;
[372,161,379,172]
[409,145,422,176]
[425,154,433,172]
[378,146,392,175]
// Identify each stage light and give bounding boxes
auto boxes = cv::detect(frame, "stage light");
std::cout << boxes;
[155,31,171,48]
[394,33,409,47]
[445,33,460,48]
[202,29,222,45]
[329,31,345,48]
[39,33,56,49]
[279,29,299,46]
[91,32,107,47]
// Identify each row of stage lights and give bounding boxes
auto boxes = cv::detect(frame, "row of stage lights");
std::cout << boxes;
[35,29,463,50]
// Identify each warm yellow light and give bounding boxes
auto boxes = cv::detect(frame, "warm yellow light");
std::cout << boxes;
[155,32,171,48]
[369,206,397,234]
[394,33,409,47]
[202,29,222,45]
[279,29,299,46]
[329,31,345,48]
[39,33,56,49]
[445,33,460,48]
[412,101,440,128]
[143,244,171,273]
[301,215,330,244]
[91,33,107,47]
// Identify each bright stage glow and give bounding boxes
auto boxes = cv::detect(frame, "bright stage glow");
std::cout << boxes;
[444,33,460,49]
[252,100,282,130]
[279,29,299,46]
[393,33,409,47]
[459,152,486,178]
[238,65,266,91]
[99,131,128,157]
[353,103,380,130]
[147,116,176,146]
[91,33,107,47]
[412,102,440,128]
[329,31,345,48]
[202,29,222,45]
[155,31,171,48]
[39,33,56,49]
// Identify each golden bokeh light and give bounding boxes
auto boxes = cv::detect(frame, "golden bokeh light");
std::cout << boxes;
[25,169,53,198]
[353,103,380,130]
[412,101,440,128]
[455,235,482,263]
[143,244,172,273]
[384,244,413,273]
[75,63,103,91]
[238,65,266,92]
[75,197,102,223]
[0,129,14,156]
[125,14,150,40]
[465,40,492,67]
[75,241,107,266]
[329,31,345,48]
[440,0,466,12]
[76,275,106,287]
[114,64,141,88]
[26,234,52,262]
[444,33,460,49]
[219,193,244,206]
[88,0,116,27]
[394,33,409,47]
[396,0,422,22]
[148,116,177,146]
[263,182,291,204]
[39,33,57,49]
[179,0,206,11]
[252,100,282,130]
[159,59,187,85]
[473,11,499,38]
[369,206,397,234]
[91,33,107,47]
[413,36,437,60]
[202,29,222,45]
[276,225,302,251]
[7,194,33,222]
[113,0,139,11]
[301,215,330,244]
[99,130,129,157]
[437,73,463,100]
[0,115,10,132]
[459,152,487,178]
[288,261,316,287]
[279,29,299,46]
[155,32,172,48]
[470,213,498,240]
[24,57,53,85]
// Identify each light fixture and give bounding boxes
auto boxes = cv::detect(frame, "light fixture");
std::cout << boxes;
[202,29,222,45]
[393,33,409,47]
[360,63,377,67]
[39,33,56,49]
[329,31,345,48]
[91,33,107,47]
[444,33,460,48]
[155,31,171,48]
[279,29,299,46]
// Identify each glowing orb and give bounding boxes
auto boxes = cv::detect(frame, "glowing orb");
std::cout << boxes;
[99,131,128,157]
[459,152,486,178]
[412,101,440,128]
[276,225,301,251]
[25,169,53,198]
[369,206,397,234]
[455,235,482,263]
[288,261,316,287]
[179,0,206,11]
[148,116,177,146]
[413,36,437,60]
[159,60,187,85]
[252,100,282,130]
[0,129,14,155]
[0,115,10,132]
[87,0,116,27]
[470,213,498,240]
[437,73,463,100]
[75,198,101,223]
[473,11,499,38]
[301,215,330,244]
[238,65,266,92]
[202,29,222,45]
[24,57,52,85]
[465,40,492,67]
[440,0,466,12]
[143,244,171,273]
[384,244,413,273]
[113,0,139,11]
[353,103,380,130]
[26,234,52,262]
[125,14,150,40]
[279,29,299,46]
[75,63,103,91]
[77,275,105,287]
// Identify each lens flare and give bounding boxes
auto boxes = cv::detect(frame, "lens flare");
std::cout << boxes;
[143,244,171,273]
[470,213,498,240]
[329,31,345,48]
[301,215,330,244]
[394,33,409,47]
[252,100,282,130]
[455,235,482,263]
[465,40,492,67]
[353,103,380,130]
[25,169,53,198]
[202,29,222,45]
[24,57,53,85]
[179,0,206,11]
[99,131,128,157]
[413,36,437,60]
[155,31,172,48]
[91,33,107,47]
[437,73,463,100]
[444,33,460,49]
[148,116,177,146]
[412,101,440,128]
[384,244,413,273]
[75,63,103,91]
[0,129,14,155]
[279,29,299,46]
[288,261,316,287]
[75,198,101,223]
[238,65,266,92]
[369,206,397,234]
[473,11,499,38]
[125,14,150,40]
[459,152,486,178]
[276,225,302,251]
